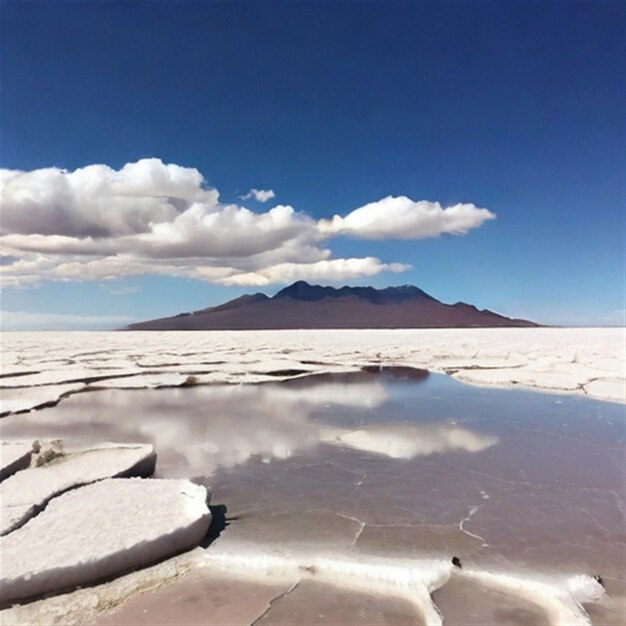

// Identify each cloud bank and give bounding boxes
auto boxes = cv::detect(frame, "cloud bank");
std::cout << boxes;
[0,159,495,288]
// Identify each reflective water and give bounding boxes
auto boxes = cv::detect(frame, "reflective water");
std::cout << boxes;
[1,370,624,623]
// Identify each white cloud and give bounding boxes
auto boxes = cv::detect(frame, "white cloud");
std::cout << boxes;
[217,258,410,286]
[0,159,214,238]
[0,310,133,331]
[0,159,495,289]
[134,203,313,258]
[318,196,495,239]
[239,188,276,203]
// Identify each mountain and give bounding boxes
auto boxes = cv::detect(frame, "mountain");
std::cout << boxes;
[127,281,539,330]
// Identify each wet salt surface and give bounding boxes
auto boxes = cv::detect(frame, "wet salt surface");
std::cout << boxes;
[1,371,624,624]
[432,576,550,626]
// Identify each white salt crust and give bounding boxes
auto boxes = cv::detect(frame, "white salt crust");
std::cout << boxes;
[0,328,623,407]
[199,549,604,626]
[0,441,34,481]
[0,443,156,535]
[0,478,211,605]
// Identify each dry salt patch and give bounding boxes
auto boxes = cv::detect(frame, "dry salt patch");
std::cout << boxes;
[0,443,156,535]
[87,373,191,389]
[0,478,211,606]
[584,379,626,404]
[0,367,101,388]
[0,441,34,482]
[0,385,86,417]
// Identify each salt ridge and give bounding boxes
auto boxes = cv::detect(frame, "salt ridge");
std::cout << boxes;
[199,548,603,626]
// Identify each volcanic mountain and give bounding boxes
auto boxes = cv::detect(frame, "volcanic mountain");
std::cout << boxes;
[127,281,538,330]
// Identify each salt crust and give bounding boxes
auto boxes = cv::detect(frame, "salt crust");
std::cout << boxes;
[0,441,34,481]
[0,385,85,417]
[0,549,201,626]
[0,443,156,535]
[199,548,603,626]
[0,547,605,626]
[0,478,211,605]
[1,328,623,407]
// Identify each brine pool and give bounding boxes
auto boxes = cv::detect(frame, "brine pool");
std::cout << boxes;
[1,370,624,625]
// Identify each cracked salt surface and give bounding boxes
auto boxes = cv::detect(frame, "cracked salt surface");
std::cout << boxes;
[0,442,157,535]
[1,351,624,625]
[0,478,211,605]
[0,329,624,414]
[0,440,34,481]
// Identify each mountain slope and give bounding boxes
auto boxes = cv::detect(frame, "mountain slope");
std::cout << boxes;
[128,282,538,330]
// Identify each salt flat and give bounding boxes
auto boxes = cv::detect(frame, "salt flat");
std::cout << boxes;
[0,328,623,625]
[1,329,624,416]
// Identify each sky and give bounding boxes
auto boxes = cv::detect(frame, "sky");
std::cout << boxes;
[1,0,624,329]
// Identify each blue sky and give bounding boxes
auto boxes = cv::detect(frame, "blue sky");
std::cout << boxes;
[1,1,624,328]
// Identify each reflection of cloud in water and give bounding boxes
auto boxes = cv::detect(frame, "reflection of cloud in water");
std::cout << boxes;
[0,380,494,476]
[262,380,388,409]
[321,422,498,459]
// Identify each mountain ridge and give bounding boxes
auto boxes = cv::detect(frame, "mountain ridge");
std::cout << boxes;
[127,281,539,330]
[272,280,437,304]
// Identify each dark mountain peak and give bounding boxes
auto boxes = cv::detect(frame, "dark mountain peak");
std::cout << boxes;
[273,281,333,302]
[273,281,438,304]
[196,292,269,314]
[453,301,479,312]
[377,285,438,303]
[127,281,540,330]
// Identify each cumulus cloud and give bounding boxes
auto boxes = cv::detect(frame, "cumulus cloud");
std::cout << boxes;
[239,188,276,203]
[0,159,495,288]
[0,159,214,238]
[318,196,495,239]
[217,258,410,286]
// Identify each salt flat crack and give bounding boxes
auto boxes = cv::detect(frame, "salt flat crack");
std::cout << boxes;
[348,472,367,497]
[459,503,487,545]
[250,580,301,626]
[0,372,140,389]
[0,371,42,380]
[574,487,626,519]
[445,363,526,373]
[336,512,366,546]
[578,507,613,536]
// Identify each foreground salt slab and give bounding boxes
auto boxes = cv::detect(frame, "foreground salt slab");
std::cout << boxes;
[0,441,34,481]
[0,478,211,605]
[0,549,204,626]
[0,443,156,535]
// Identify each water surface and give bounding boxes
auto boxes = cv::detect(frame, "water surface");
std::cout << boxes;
[2,370,624,623]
